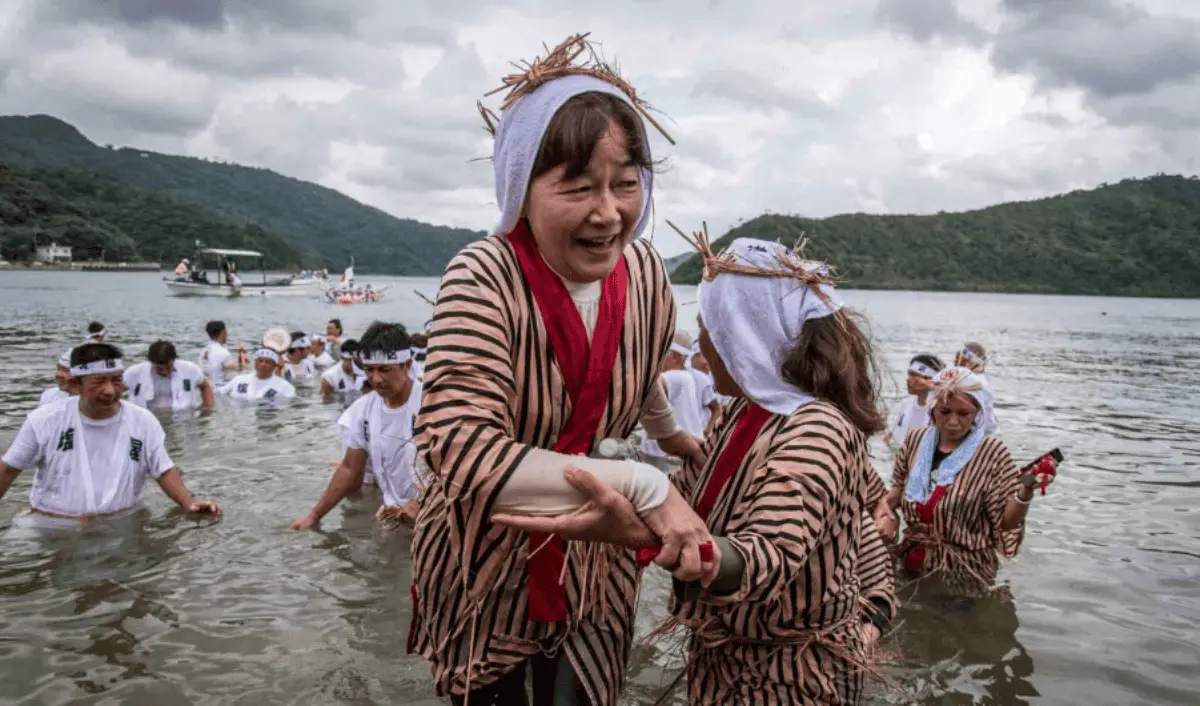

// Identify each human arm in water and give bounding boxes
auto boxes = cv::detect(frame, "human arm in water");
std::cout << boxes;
[156,469,222,514]
[291,447,369,529]
[198,377,215,410]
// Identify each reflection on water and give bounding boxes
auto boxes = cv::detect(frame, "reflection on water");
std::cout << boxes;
[0,272,1197,705]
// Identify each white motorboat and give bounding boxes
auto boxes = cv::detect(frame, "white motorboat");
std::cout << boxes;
[164,248,323,298]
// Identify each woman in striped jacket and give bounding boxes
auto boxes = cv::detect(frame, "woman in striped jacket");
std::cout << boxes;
[497,234,899,704]
[407,36,719,706]
[874,366,1050,594]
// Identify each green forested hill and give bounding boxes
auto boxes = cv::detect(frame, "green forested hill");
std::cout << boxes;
[0,114,484,274]
[672,175,1200,298]
[0,162,306,268]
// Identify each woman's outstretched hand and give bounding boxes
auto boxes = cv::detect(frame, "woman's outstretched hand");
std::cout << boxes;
[490,466,659,548]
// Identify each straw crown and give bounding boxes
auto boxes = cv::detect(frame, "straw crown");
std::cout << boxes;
[476,32,675,145]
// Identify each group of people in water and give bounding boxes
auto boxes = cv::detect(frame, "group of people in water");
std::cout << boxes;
[1,34,1063,705]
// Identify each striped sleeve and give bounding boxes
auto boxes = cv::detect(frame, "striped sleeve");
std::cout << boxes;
[983,439,1024,558]
[864,466,887,510]
[857,514,898,621]
[890,427,923,493]
[703,416,854,606]
[414,247,531,592]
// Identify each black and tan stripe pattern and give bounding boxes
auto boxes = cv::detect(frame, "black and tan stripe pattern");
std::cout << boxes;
[891,427,1024,592]
[669,398,894,704]
[408,235,676,705]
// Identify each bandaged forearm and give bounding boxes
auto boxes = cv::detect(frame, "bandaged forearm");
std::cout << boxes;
[640,378,681,441]
[493,448,670,516]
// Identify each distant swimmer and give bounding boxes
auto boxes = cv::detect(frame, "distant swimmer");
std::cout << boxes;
[307,334,336,369]
[199,320,247,385]
[320,339,366,398]
[38,352,79,407]
[281,331,316,385]
[0,342,222,521]
[955,342,996,434]
[217,348,297,403]
[123,341,215,412]
[86,321,106,343]
[292,322,424,530]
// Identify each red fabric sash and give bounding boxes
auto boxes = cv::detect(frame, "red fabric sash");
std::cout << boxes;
[694,403,773,522]
[903,484,947,573]
[507,220,628,622]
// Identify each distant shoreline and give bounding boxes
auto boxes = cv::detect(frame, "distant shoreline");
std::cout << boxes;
[0,262,161,272]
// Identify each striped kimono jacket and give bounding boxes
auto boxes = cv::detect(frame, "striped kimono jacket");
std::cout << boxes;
[407,233,675,705]
[891,427,1024,594]
[669,398,896,705]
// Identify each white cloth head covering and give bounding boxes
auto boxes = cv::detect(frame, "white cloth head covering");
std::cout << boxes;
[491,74,654,238]
[57,351,71,368]
[698,238,843,416]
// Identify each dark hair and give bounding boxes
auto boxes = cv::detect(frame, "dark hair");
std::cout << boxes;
[288,331,307,351]
[360,321,410,357]
[910,353,944,372]
[410,333,428,347]
[148,340,178,365]
[340,339,360,355]
[328,318,343,334]
[205,320,226,339]
[529,92,654,183]
[70,342,123,369]
[781,312,885,435]
[87,321,105,334]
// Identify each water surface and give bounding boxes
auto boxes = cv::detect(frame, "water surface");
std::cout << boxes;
[0,271,1196,705]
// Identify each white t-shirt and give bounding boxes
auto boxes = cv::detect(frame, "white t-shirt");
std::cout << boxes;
[338,386,423,507]
[282,357,316,385]
[322,363,365,394]
[39,387,69,408]
[217,373,296,403]
[2,399,174,516]
[200,341,232,384]
[687,368,717,430]
[123,361,206,411]
[642,369,704,457]
[889,396,932,445]
[310,352,335,369]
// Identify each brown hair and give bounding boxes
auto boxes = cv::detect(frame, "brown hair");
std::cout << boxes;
[781,312,885,435]
[529,92,654,182]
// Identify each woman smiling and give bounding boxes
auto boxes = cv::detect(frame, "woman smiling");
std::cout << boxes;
[407,35,712,706]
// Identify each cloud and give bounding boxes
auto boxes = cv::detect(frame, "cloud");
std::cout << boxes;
[0,0,1197,258]
[875,0,991,45]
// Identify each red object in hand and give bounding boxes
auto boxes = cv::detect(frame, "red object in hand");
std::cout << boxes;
[1022,455,1059,496]
[637,542,714,567]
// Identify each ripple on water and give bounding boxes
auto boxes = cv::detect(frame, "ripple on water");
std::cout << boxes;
[0,276,1198,705]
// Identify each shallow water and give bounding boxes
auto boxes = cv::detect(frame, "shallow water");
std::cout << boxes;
[0,271,1197,706]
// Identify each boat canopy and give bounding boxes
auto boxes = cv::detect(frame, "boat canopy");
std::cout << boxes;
[200,248,263,258]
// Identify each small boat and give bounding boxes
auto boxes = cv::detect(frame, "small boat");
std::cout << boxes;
[164,248,323,298]
[321,258,389,304]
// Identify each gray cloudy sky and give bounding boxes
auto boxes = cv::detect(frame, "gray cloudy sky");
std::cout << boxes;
[2,0,1199,256]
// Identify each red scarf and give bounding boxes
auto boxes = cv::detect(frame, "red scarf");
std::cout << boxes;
[903,484,947,573]
[695,403,773,521]
[507,221,628,622]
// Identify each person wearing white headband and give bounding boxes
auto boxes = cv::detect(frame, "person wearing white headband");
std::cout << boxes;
[200,320,247,386]
[294,322,425,532]
[307,334,335,369]
[876,365,1047,594]
[495,233,898,705]
[0,343,221,520]
[123,340,214,413]
[86,321,106,342]
[281,331,316,385]
[955,341,997,434]
[882,353,946,447]
[216,347,296,403]
[641,331,708,468]
[408,332,428,382]
[37,351,78,408]
[320,339,366,399]
[407,35,710,706]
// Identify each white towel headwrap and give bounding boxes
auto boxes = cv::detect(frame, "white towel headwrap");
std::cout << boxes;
[698,238,843,416]
[491,74,655,238]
